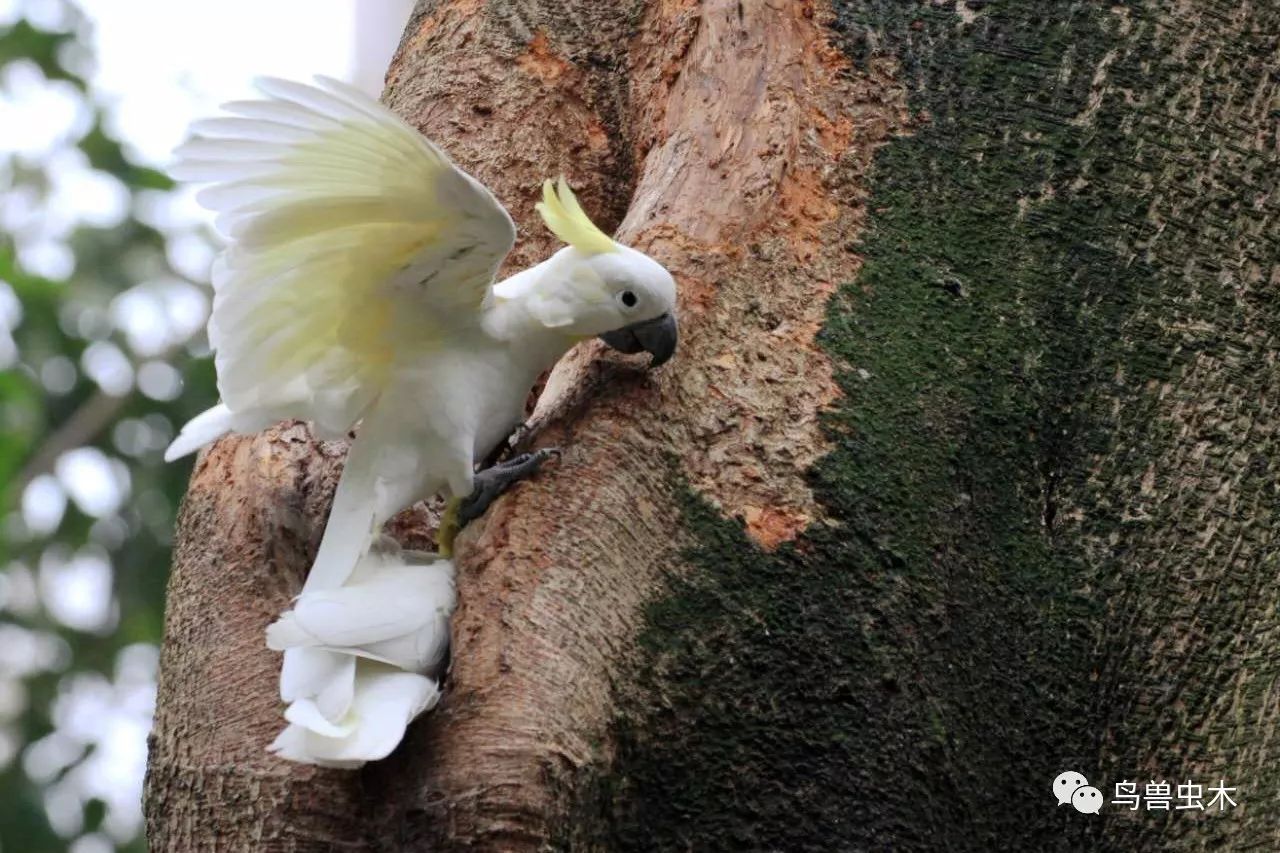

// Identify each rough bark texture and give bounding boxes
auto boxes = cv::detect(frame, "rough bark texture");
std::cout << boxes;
[145,0,1278,850]
[144,427,373,850]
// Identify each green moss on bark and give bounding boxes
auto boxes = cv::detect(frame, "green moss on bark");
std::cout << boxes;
[606,1,1280,850]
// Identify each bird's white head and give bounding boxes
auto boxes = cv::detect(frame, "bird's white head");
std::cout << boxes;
[517,178,678,366]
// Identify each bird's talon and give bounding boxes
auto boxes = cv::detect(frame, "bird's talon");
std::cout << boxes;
[457,446,561,527]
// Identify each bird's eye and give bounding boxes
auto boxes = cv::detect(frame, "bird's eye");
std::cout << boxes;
[619,290,638,308]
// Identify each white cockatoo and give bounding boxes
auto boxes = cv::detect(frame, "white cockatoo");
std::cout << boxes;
[164,76,677,765]
[166,76,677,588]
[266,542,454,766]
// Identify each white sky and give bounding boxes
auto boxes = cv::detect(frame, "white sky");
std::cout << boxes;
[0,0,413,162]
[77,0,407,164]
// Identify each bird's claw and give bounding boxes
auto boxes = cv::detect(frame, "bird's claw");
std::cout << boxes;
[458,447,560,525]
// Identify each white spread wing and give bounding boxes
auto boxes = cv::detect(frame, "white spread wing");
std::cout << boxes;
[172,75,516,430]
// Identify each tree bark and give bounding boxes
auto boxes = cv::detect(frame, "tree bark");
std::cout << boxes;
[145,0,1280,850]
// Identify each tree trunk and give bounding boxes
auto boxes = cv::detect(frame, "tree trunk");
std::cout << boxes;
[144,0,1280,850]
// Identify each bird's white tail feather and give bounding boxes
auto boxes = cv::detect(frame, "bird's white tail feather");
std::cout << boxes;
[302,427,381,593]
[279,647,349,704]
[284,697,355,738]
[269,663,440,767]
[265,613,312,651]
[164,403,235,461]
[269,553,455,671]
[267,548,456,767]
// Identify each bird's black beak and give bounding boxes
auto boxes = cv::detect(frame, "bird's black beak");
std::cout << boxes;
[598,312,678,367]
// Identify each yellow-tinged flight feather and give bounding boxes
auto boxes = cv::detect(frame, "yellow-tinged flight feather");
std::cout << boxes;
[170,75,516,416]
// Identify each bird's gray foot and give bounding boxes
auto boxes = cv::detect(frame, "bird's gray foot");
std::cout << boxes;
[458,448,560,525]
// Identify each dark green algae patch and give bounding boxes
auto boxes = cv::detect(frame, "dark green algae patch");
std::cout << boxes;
[594,1,1279,850]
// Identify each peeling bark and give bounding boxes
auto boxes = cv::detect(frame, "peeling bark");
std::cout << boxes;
[146,0,1280,850]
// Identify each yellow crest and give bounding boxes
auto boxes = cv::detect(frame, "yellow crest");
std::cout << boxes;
[536,177,617,255]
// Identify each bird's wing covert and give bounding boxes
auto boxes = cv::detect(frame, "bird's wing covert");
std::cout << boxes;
[171,75,516,421]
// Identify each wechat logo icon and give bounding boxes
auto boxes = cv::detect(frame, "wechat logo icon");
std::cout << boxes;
[1054,770,1102,815]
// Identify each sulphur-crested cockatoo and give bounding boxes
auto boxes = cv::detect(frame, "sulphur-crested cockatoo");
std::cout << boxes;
[165,76,678,593]
[266,541,453,766]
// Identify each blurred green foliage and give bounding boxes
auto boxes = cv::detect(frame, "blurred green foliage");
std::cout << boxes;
[0,4,216,850]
